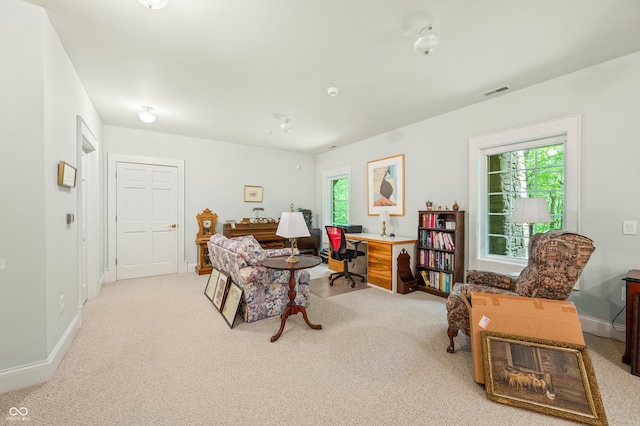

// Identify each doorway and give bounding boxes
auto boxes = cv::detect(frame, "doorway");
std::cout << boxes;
[106,154,186,282]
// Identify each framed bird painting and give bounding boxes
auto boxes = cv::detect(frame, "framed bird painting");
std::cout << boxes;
[367,154,404,216]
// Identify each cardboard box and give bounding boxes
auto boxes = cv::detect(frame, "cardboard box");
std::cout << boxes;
[470,292,584,384]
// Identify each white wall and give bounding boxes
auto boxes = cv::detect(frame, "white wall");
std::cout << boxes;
[43,12,103,356]
[103,126,317,269]
[0,0,48,371]
[316,51,640,325]
[0,0,103,392]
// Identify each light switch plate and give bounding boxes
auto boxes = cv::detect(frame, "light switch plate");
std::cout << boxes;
[623,220,637,235]
[0,258,5,270]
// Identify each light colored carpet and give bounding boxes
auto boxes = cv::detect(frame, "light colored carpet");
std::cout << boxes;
[1,271,637,425]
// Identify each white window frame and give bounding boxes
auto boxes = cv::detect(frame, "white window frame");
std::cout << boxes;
[322,166,351,230]
[468,115,581,270]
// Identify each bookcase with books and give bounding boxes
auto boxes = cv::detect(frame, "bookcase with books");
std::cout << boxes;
[415,210,465,297]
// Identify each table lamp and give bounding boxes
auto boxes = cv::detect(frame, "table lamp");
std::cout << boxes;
[510,197,552,236]
[276,211,310,263]
[379,210,390,237]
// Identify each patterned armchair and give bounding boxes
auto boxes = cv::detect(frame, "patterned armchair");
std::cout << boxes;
[445,230,595,353]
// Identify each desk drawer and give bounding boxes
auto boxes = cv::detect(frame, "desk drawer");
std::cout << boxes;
[368,255,391,276]
[368,242,391,256]
[368,271,392,291]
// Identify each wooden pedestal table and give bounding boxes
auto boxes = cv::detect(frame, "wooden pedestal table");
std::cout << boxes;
[262,255,322,342]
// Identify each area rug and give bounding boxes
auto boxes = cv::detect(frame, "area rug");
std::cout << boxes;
[308,275,370,298]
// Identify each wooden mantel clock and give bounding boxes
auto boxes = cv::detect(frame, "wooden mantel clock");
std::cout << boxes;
[195,209,218,275]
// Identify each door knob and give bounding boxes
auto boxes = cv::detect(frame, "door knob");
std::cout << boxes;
[169,224,177,228]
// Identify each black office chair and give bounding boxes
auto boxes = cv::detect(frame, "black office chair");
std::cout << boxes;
[325,226,366,288]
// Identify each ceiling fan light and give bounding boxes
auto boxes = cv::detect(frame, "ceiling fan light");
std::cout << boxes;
[414,25,439,55]
[137,0,169,10]
[138,106,157,123]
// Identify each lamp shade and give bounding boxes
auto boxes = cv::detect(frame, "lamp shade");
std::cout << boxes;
[510,198,552,224]
[379,210,390,222]
[276,212,310,239]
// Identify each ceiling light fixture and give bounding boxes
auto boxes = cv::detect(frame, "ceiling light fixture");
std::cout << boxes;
[414,24,438,55]
[137,0,169,10]
[327,87,340,97]
[138,106,157,123]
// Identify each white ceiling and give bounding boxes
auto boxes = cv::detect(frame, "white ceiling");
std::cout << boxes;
[25,0,640,154]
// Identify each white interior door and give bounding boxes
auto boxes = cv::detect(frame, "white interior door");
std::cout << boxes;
[116,162,178,280]
[80,150,88,304]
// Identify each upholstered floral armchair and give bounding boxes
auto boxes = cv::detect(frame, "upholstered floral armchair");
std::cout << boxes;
[445,230,595,353]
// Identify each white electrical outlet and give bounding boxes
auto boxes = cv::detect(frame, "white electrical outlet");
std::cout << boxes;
[623,220,637,235]
[59,295,64,313]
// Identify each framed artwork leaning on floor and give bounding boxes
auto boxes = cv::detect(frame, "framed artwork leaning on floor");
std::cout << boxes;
[481,331,607,425]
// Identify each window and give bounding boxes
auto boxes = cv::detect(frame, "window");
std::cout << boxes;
[486,138,564,259]
[323,167,351,227]
[469,115,580,265]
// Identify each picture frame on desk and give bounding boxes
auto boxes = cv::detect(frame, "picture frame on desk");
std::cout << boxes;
[481,331,607,426]
[367,154,404,216]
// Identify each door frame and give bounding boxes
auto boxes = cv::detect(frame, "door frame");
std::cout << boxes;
[106,153,186,283]
[76,117,99,321]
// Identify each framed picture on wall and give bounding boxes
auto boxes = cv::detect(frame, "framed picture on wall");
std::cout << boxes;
[367,154,404,216]
[57,161,77,188]
[244,185,263,202]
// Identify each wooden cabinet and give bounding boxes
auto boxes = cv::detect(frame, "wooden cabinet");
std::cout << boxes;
[415,210,465,297]
[622,270,640,365]
[195,237,212,275]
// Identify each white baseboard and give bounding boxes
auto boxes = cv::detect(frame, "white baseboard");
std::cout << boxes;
[579,313,625,342]
[0,314,79,394]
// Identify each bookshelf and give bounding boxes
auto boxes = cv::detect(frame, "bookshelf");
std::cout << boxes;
[415,210,465,297]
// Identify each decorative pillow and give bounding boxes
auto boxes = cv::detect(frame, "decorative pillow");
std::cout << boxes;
[232,235,267,265]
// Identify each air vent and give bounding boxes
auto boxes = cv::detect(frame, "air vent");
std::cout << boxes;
[482,85,511,96]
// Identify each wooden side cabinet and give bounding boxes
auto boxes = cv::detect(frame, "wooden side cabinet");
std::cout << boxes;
[195,237,212,275]
[622,269,640,364]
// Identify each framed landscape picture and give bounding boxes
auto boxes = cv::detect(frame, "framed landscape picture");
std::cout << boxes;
[221,281,243,328]
[367,154,404,216]
[481,331,607,425]
[212,271,230,312]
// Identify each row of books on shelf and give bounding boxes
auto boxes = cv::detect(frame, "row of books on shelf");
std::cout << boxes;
[419,269,452,293]
[418,249,454,271]
[418,230,456,251]
[419,212,456,230]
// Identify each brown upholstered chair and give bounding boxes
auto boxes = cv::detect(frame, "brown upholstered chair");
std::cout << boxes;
[445,230,595,353]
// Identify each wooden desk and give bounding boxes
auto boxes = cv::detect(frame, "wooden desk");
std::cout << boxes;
[262,256,322,342]
[344,233,417,293]
[623,269,640,364]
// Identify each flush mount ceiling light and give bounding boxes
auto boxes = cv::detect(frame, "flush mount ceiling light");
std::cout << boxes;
[138,106,157,123]
[267,113,292,134]
[137,0,169,10]
[414,24,439,55]
[327,87,340,97]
